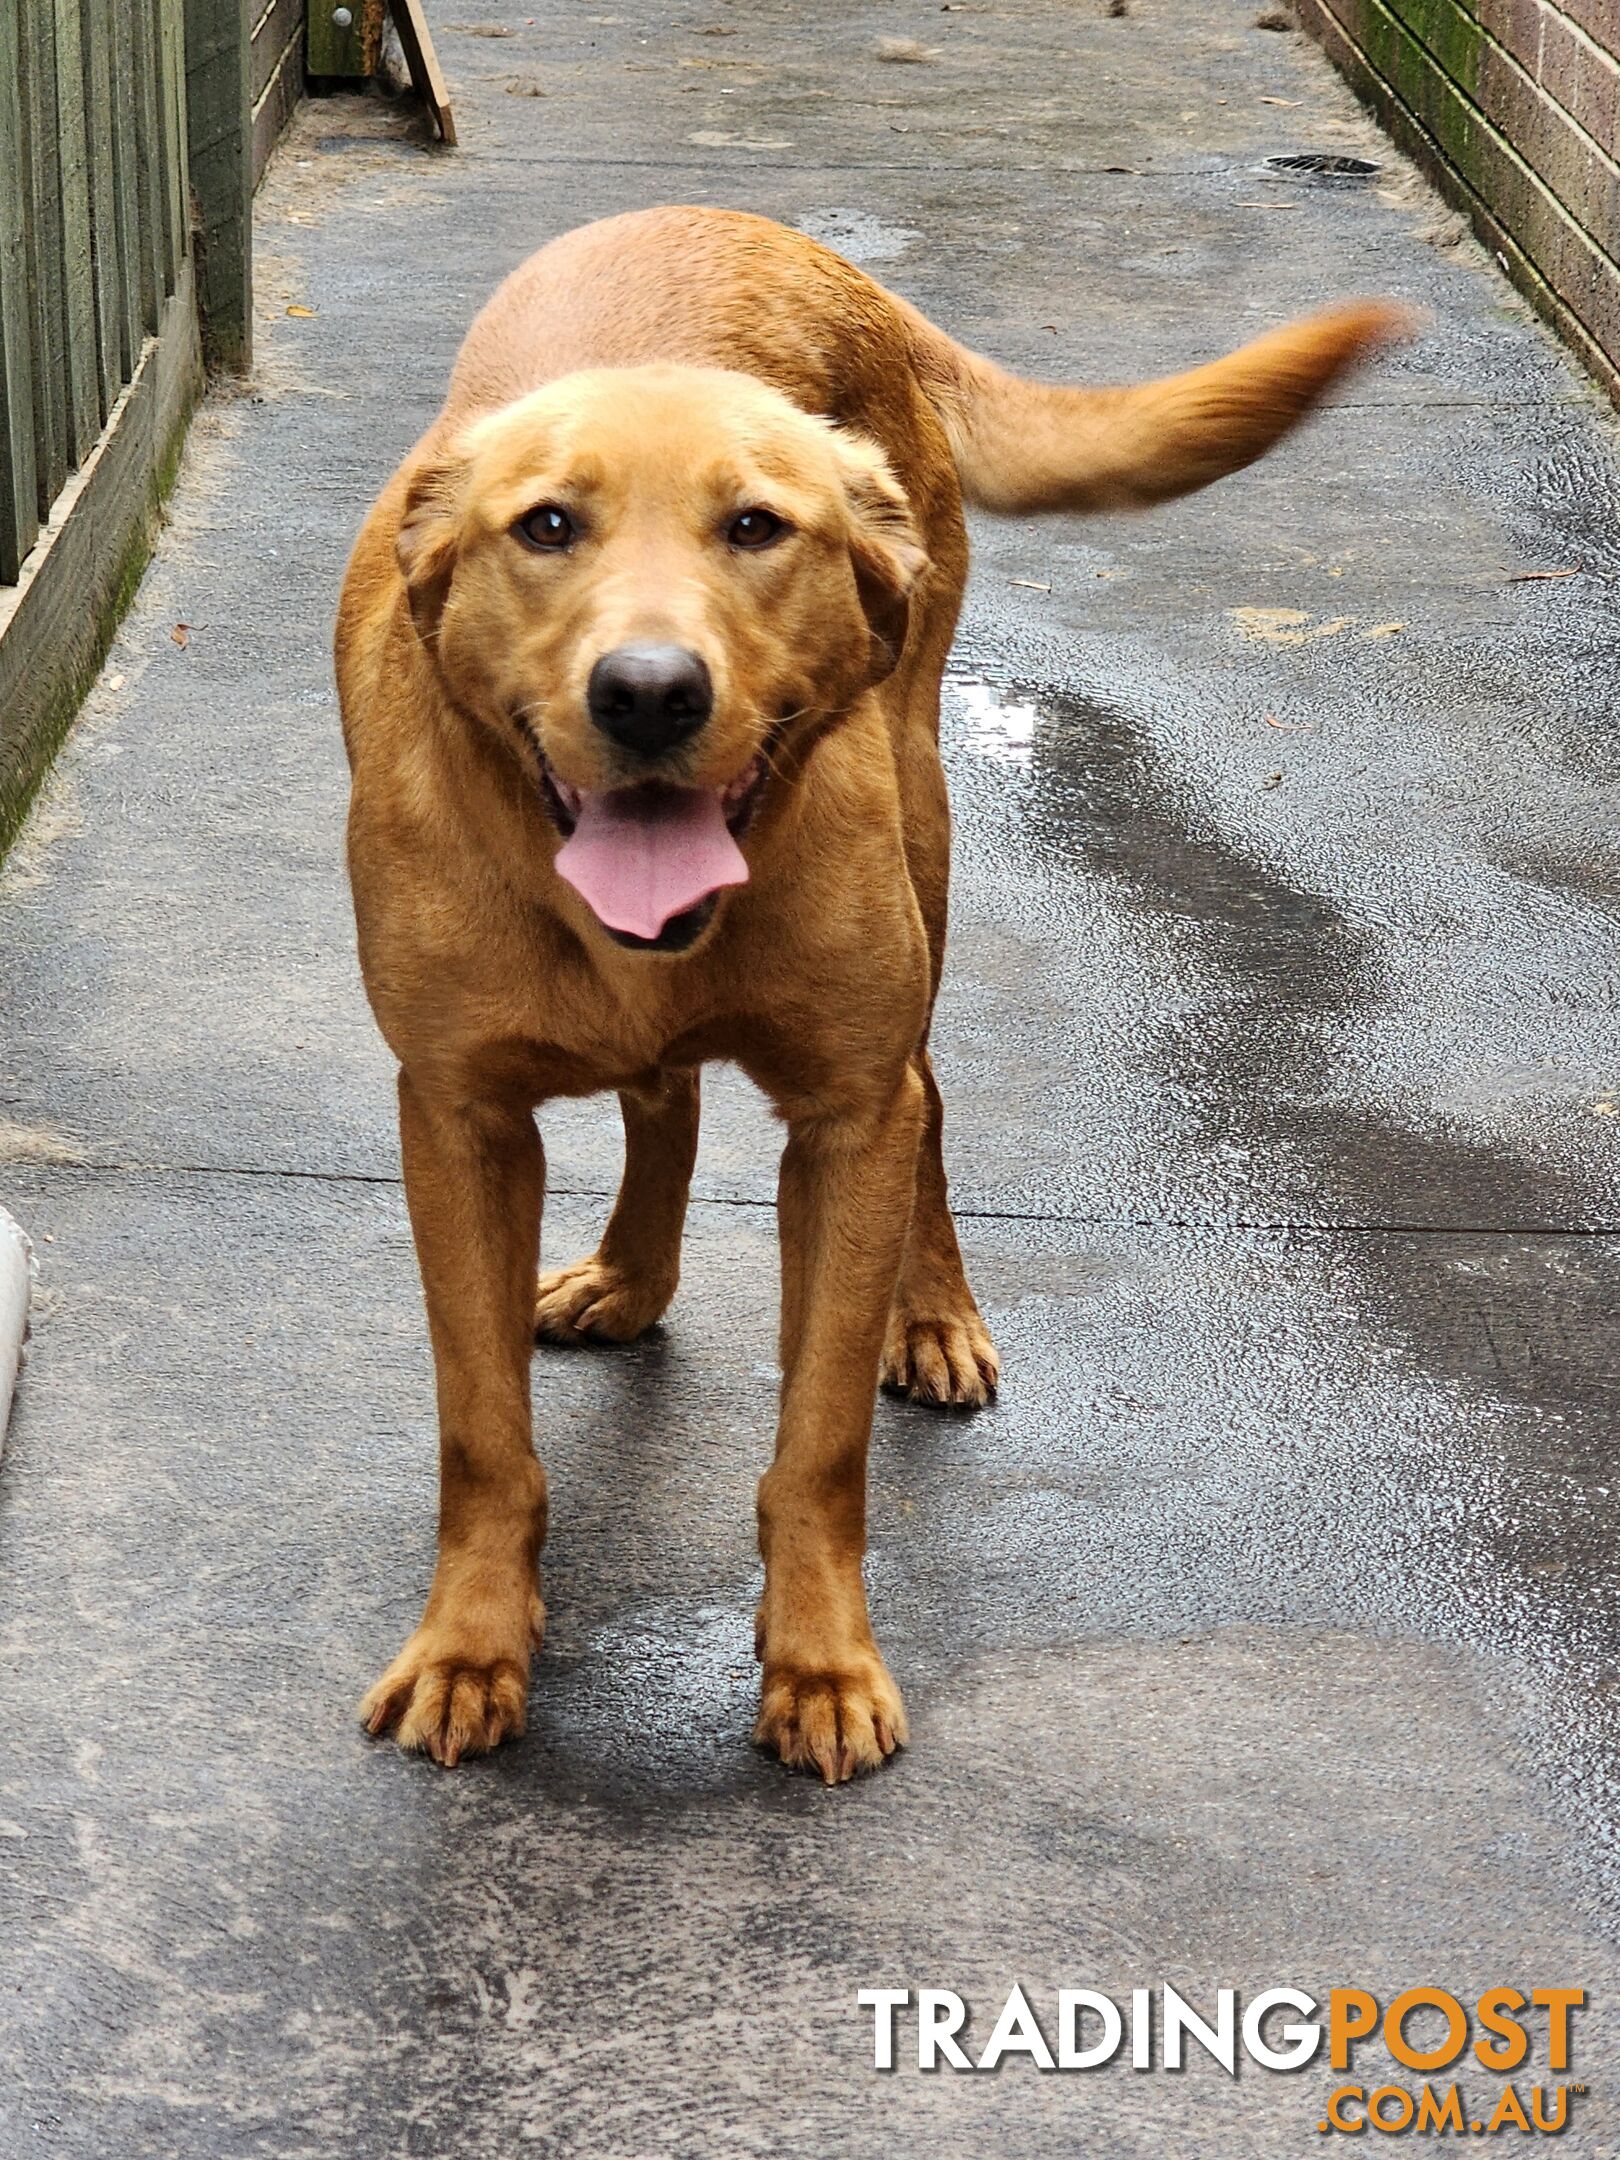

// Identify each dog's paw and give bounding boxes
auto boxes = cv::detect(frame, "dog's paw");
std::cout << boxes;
[881,1309,1000,1408]
[359,1593,544,1766]
[534,1254,674,1344]
[754,1655,908,1784]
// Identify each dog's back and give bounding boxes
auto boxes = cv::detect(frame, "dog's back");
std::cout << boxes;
[441,204,1407,519]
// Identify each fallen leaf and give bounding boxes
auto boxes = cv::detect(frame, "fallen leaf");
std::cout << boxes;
[1263,711,1311,731]
[1594,1101,1616,1117]
[1258,94,1301,104]
[1009,578,1052,592]
[171,623,190,648]
[1362,620,1404,639]
[1234,607,1308,631]
[1505,567,1578,582]
[687,129,791,148]
[1261,771,1283,790]
[1230,605,1348,643]
[285,303,317,318]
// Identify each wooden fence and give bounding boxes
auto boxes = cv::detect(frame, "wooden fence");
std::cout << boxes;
[0,0,310,854]
[0,0,192,583]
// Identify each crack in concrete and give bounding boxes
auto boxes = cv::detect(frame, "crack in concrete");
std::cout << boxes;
[4,1151,1613,1239]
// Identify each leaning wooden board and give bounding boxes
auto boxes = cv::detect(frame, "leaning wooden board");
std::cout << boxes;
[389,0,456,145]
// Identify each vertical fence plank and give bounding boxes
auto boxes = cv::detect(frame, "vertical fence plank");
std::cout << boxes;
[158,0,190,293]
[184,0,253,372]
[130,0,165,334]
[0,5,42,580]
[25,0,68,511]
[51,0,100,465]
[18,0,70,520]
[147,0,177,292]
[108,0,146,375]
[78,0,122,424]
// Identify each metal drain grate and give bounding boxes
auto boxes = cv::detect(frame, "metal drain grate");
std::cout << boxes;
[1262,151,1381,182]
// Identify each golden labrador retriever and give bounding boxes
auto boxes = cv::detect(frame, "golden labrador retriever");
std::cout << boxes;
[336,206,1402,1781]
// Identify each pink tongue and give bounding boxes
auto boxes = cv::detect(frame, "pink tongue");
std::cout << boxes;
[554,783,748,940]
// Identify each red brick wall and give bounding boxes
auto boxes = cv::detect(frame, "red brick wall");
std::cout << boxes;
[1296,0,1620,404]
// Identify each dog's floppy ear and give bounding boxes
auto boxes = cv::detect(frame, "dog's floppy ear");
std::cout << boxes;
[395,439,472,644]
[831,431,929,682]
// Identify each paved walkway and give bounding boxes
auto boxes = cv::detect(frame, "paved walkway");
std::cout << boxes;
[2,2,1619,2152]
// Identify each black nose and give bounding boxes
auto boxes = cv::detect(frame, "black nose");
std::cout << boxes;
[587,643,713,759]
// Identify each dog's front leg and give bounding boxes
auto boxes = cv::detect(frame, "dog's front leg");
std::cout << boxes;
[754,1065,924,1782]
[360,1073,547,1764]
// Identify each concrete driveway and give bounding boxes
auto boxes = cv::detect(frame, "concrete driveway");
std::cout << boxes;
[1,1,1617,2152]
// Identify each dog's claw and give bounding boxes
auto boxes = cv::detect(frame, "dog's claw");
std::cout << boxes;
[360,1592,543,1764]
[754,1658,908,1783]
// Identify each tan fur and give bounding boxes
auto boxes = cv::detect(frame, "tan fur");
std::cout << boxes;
[909,299,1412,512]
[336,206,1402,1782]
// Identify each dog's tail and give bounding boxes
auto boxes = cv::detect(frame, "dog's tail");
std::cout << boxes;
[907,301,1410,514]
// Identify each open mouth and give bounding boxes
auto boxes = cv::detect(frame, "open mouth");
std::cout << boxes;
[536,752,768,950]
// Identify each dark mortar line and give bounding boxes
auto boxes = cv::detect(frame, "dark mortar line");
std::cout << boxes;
[6,1154,1614,1241]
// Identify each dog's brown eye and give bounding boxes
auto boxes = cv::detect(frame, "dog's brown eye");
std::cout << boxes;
[516,504,576,550]
[728,508,786,550]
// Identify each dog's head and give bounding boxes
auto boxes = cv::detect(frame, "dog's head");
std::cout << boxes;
[395,366,927,953]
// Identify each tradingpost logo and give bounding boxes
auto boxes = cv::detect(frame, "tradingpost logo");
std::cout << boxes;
[858,1984,1587,2134]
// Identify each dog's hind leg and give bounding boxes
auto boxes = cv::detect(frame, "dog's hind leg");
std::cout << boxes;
[881,720,1000,1410]
[535,1066,699,1343]
[881,1047,1000,1407]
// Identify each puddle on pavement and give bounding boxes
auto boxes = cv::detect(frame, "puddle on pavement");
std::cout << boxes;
[944,670,1042,768]
[934,655,1620,1916]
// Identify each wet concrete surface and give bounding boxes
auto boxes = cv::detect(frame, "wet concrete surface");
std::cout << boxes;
[2,0,1619,2153]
